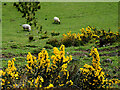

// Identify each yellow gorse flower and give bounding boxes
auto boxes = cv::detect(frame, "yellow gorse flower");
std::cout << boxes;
[45,83,54,89]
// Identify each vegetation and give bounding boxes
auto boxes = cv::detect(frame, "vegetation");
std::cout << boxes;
[13,2,41,29]
[1,2,119,89]
[0,45,120,89]
[47,26,120,47]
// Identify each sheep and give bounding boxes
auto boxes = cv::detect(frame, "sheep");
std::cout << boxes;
[22,24,31,31]
[54,17,60,24]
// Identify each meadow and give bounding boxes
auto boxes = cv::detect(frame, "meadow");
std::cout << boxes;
[1,2,120,89]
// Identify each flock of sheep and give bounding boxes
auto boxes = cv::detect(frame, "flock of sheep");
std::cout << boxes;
[22,17,60,31]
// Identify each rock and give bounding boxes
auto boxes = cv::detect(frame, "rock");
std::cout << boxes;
[103,58,112,63]
[103,45,105,47]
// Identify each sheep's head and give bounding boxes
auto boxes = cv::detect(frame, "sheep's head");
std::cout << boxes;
[29,27,31,31]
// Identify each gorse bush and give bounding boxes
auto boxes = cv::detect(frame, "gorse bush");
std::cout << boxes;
[0,45,120,89]
[98,29,120,46]
[73,47,120,89]
[1,45,73,89]
[46,38,60,47]
[47,26,120,47]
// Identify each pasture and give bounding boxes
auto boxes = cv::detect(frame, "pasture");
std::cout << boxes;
[1,2,120,89]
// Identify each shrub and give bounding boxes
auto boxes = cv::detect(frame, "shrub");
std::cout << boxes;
[98,29,120,47]
[46,38,61,47]
[39,34,49,39]
[0,45,120,89]
[47,26,120,47]
[76,47,120,89]
[29,35,34,41]
[13,2,41,29]
[1,45,73,89]
[51,31,60,36]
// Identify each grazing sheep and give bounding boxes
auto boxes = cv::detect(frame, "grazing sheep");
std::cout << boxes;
[54,17,60,24]
[22,24,31,31]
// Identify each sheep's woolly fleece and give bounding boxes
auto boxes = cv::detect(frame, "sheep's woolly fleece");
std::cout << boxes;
[22,24,31,31]
[54,17,60,24]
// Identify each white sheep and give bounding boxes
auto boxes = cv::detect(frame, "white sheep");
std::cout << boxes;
[22,24,31,31]
[54,17,60,24]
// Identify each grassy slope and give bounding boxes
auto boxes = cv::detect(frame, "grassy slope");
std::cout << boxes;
[1,2,120,88]
[37,2,118,34]
[0,2,2,68]
[2,2,119,67]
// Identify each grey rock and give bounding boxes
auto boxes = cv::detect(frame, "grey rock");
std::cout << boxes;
[103,58,112,63]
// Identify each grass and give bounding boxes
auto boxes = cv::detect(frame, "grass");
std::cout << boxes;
[1,2,119,88]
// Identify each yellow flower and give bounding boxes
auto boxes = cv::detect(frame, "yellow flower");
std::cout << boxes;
[66,80,73,86]
[15,74,18,77]
[1,71,6,76]
[59,84,64,86]
[49,83,54,87]
[35,76,40,84]
[13,84,16,88]
[46,59,50,63]
[53,47,60,55]
[22,84,24,87]
[8,60,11,64]
[60,44,65,51]
[13,58,16,61]
[40,77,44,82]
[39,85,42,87]
[7,87,10,89]
[80,68,83,71]
[35,85,38,87]
[2,79,5,83]
[67,71,69,79]
[45,83,54,89]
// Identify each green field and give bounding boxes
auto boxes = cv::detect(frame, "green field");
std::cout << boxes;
[2,2,118,58]
[1,2,120,88]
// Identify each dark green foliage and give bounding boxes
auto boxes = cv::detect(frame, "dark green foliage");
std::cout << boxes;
[44,44,53,49]
[13,2,41,28]
[39,34,49,39]
[29,35,34,41]
[46,38,60,47]
[51,31,60,36]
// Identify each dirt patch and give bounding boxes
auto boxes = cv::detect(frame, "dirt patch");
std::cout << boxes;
[1,48,7,50]
[25,45,38,48]
[2,53,27,58]
[72,52,89,57]
[99,52,118,56]
[98,46,120,52]
[2,53,16,58]
[74,49,91,53]
[74,46,119,57]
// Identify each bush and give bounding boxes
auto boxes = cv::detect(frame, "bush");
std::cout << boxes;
[0,45,120,89]
[46,38,61,47]
[1,45,73,89]
[51,31,60,36]
[71,47,120,89]
[29,35,34,41]
[47,26,120,47]
[39,34,49,39]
